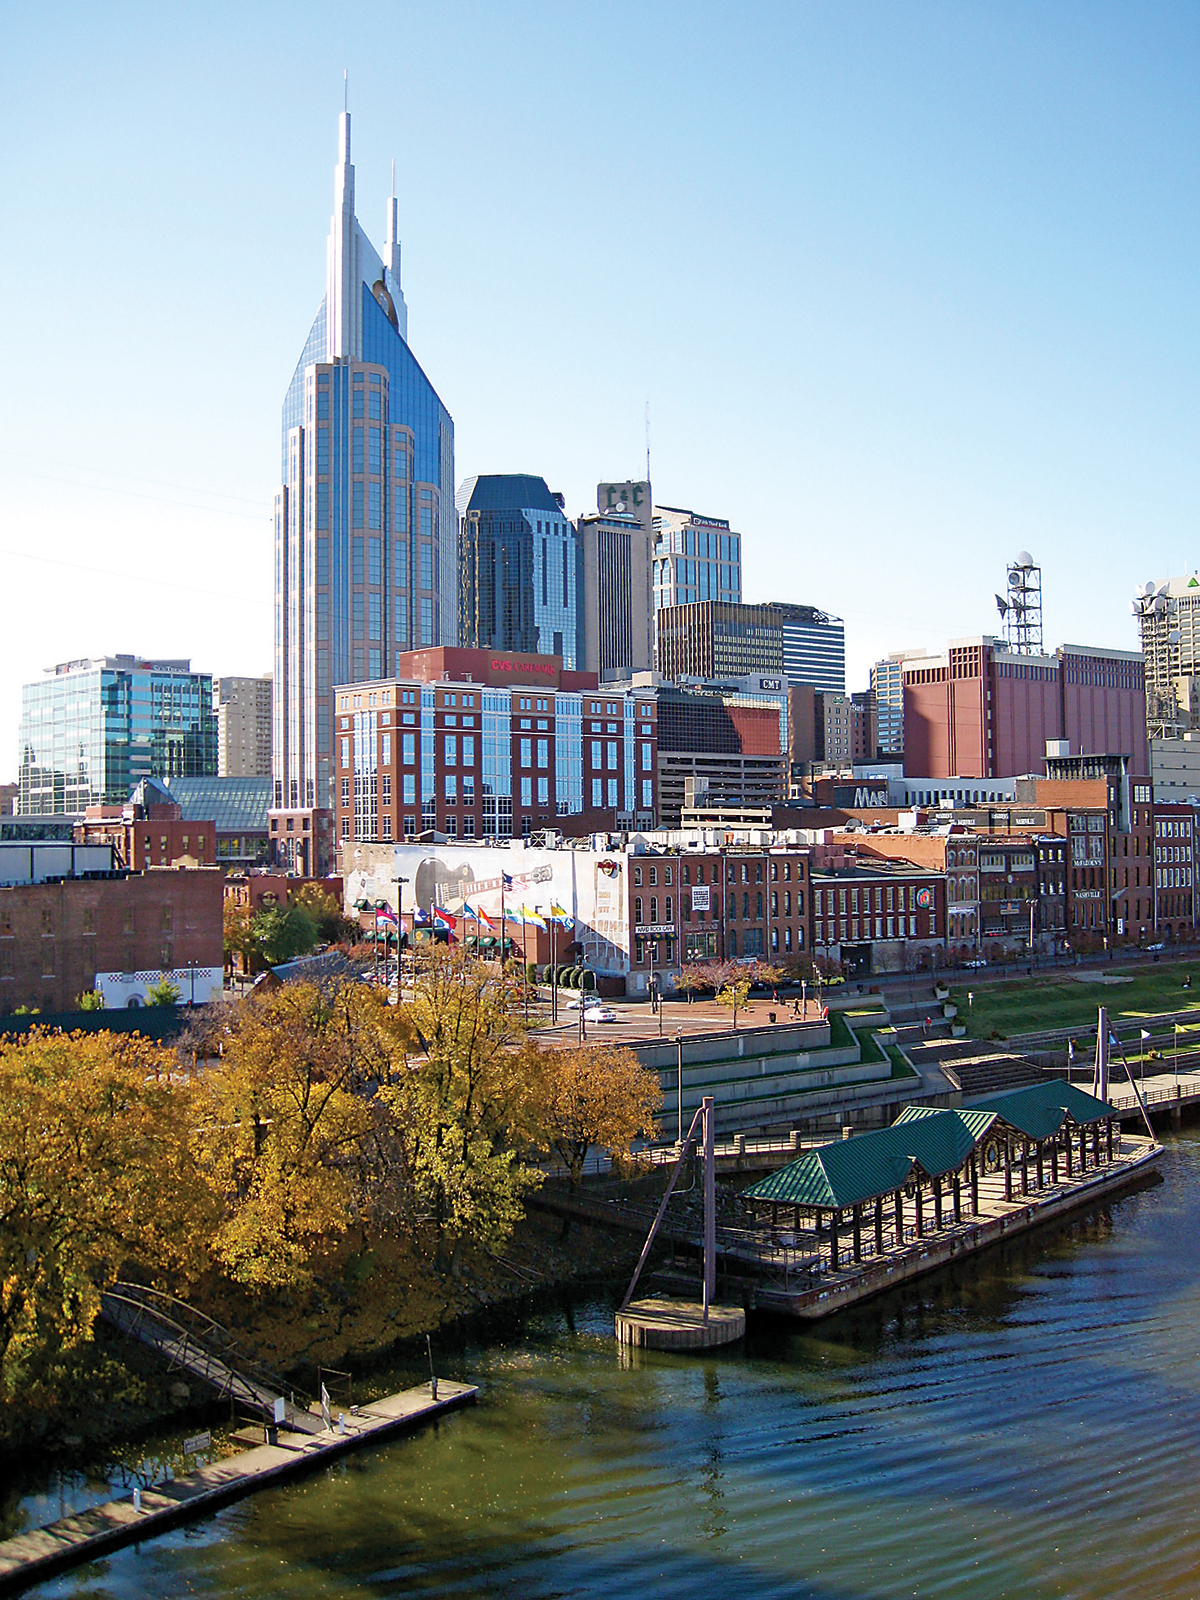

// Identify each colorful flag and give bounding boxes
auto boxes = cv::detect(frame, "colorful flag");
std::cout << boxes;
[413,907,430,926]
[502,873,514,889]
[374,908,399,930]
[465,903,497,932]
[504,906,524,925]
[522,906,547,931]
[1140,1028,1151,1042]
[548,901,574,930]
[432,905,458,930]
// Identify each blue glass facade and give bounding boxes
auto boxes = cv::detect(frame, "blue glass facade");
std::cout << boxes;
[274,117,455,817]
[456,474,580,666]
[18,657,216,814]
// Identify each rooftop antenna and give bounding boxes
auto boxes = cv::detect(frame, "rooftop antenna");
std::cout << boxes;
[645,400,651,484]
[344,69,348,112]
[391,157,395,197]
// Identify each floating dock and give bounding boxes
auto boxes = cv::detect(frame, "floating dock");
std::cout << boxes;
[615,1298,745,1350]
[0,1380,477,1597]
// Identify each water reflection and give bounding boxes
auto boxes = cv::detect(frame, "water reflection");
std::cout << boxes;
[19,1133,1200,1600]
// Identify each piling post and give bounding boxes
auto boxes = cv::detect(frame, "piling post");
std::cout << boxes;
[702,1095,716,1321]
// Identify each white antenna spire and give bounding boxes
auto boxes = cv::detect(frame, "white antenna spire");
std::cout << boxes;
[645,400,651,483]
[344,69,348,112]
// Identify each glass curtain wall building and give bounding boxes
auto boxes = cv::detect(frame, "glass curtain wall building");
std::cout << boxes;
[456,474,580,664]
[275,112,455,815]
[652,506,741,612]
[18,656,217,814]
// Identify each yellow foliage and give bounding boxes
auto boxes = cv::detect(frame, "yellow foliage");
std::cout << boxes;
[0,1029,210,1399]
[535,1044,662,1189]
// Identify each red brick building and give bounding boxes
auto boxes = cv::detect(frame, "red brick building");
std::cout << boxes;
[0,868,222,1014]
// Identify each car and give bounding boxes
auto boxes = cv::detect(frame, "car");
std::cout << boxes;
[963,957,988,969]
[1145,942,1166,953]
[565,996,605,1011]
[584,1007,619,1023]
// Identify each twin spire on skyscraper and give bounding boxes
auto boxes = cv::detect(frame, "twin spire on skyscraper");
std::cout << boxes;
[325,99,408,363]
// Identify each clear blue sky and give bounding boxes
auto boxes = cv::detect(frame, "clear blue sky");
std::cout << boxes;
[2,1,1198,775]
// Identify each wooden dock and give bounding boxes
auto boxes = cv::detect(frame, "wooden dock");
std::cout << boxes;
[0,1380,477,1597]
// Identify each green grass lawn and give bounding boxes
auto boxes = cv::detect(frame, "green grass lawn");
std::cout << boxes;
[952,958,1200,1040]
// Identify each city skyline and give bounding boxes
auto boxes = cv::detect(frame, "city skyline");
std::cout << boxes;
[3,4,1199,775]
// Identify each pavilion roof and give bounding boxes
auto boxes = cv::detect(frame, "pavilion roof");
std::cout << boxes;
[964,1079,1114,1138]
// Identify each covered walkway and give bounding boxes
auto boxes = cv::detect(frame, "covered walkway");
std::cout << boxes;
[741,1080,1124,1273]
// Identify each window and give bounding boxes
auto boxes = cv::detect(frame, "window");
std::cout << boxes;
[592,778,603,807]
[445,775,457,802]
[537,739,549,767]
[462,736,475,765]
[591,740,602,767]
[520,738,532,767]
[607,742,618,769]
[521,777,533,806]
[538,777,549,805]
[341,737,350,768]
[402,732,415,764]
[444,735,457,765]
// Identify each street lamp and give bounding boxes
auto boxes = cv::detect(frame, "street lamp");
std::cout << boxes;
[393,875,409,1002]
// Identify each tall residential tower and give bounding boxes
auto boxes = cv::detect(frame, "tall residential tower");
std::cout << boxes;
[273,112,455,840]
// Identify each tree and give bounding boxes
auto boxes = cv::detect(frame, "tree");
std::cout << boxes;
[379,950,544,1271]
[0,1029,211,1404]
[76,990,104,1011]
[292,882,358,945]
[252,903,320,967]
[224,899,265,975]
[147,976,182,1007]
[196,981,393,1289]
[537,1044,662,1200]
[674,965,710,1003]
[715,973,753,1028]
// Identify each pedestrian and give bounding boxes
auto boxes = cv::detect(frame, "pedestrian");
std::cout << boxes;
[922,1015,931,1039]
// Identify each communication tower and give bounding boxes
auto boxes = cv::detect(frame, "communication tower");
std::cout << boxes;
[994,552,1043,655]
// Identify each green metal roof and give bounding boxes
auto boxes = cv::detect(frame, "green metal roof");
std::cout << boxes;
[964,1079,1115,1139]
[743,1106,998,1211]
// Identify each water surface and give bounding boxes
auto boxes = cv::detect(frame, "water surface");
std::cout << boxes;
[23,1131,1200,1599]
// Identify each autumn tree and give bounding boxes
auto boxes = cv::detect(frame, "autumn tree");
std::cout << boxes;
[292,882,358,945]
[196,981,394,1289]
[253,902,320,966]
[379,950,544,1271]
[0,1030,211,1403]
[224,899,264,975]
[537,1044,662,1204]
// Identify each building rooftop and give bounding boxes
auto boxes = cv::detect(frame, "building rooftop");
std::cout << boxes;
[162,777,272,833]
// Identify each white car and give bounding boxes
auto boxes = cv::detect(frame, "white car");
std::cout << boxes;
[565,996,605,1011]
[584,1007,619,1024]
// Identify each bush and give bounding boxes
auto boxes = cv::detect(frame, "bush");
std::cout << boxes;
[76,991,105,1011]
[562,967,579,989]
[579,969,596,992]
[147,977,182,1008]
[525,961,538,984]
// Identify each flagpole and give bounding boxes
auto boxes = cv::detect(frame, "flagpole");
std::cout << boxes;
[551,909,558,1025]
[522,912,529,1024]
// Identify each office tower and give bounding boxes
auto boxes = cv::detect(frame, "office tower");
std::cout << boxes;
[18,656,217,814]
[456,475,580,664]
[577,480,654,680]
[871,651,922,757]
[215,676,272,777]
[650,673,789,826]
[652,506,741,610]
[274,111,455,820]
[901,636,1147,779]
[655,600,845,692]
[777,604,845,693]
[1131,575,1200,740]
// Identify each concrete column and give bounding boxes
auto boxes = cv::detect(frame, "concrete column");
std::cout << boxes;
[852,1204,862,1263]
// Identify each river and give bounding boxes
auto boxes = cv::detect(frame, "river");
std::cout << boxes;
[14,1128,1200,1599]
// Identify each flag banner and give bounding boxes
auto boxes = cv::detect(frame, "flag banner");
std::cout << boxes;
[432,905,458,930]
[1140,1029,1152,1041]
[374,909,399,929]
[549,901,575,929]
[414,907,430,926]
[523,906,548,931]
[502,873,514,888]
[475,906,497,931]
[504,906,524,924]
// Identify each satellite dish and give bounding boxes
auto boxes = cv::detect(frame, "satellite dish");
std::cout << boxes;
[1015,550,1034,569]
[1143,582,1156,597]
[1158,582,1170,595]
[996,595,1009,617]
[1153,594,1169,613]
[1131,600,1144,615]
[1169,629,1181,644]
[1008,569,1022,587]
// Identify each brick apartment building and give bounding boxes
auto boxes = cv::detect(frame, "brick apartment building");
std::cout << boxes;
[335,647,658,846]
[1153,802,1197,941]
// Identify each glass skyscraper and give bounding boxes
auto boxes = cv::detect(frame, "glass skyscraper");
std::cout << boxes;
[274,112,455,816]
[456,474,580,665]
[18,656,217,814]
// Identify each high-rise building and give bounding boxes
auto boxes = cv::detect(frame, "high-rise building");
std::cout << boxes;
[871,650,923,757]
[274,111,455,820]
[649,673,789,826]
[652,506,741,611]
[215,676,272,777]
[655,600,844,692]
[1131,575,1200,740]
[456,475,580,664]
[18,656,217,815]
[577,480,654,680]
[901,636,1147,780]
